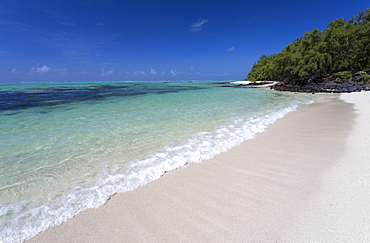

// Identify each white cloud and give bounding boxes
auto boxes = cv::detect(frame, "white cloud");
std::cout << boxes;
[28,65,67,75]
[133,71,145,76]
[227,46,235,52]
[150,69,157,75]
[11,68,19,74]
[102,69,114,76]
[55,68,68,75]
[190,19,209,33]
[32,65,51,73]
[169,69,176,76]
[96,22,105,27]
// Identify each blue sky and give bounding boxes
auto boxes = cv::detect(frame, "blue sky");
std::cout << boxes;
[0,0,368,82]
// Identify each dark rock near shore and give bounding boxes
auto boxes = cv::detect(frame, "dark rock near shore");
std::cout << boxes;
[272,72,370,93]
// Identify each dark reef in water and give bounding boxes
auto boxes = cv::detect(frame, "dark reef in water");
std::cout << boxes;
[0,83,206,113]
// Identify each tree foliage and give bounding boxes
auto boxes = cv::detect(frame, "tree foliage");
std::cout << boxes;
[247,9,370,81]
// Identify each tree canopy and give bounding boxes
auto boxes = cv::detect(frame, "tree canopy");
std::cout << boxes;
[247,9,370,81]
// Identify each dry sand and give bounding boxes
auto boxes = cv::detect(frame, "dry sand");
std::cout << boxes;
[29,92,370,242]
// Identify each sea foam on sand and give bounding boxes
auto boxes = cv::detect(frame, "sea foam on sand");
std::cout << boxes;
[29,92,370,242]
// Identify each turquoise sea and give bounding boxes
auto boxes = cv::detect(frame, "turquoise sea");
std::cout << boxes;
[0,81,315,242]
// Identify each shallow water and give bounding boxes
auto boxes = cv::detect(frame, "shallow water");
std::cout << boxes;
[0,81,315,242]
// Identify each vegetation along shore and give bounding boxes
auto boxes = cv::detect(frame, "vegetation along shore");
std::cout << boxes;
[246,9,370,93]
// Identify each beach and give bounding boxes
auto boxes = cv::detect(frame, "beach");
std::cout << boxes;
[29,92,370,242]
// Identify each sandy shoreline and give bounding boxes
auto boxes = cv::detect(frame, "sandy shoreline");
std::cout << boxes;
[29,92,370,242]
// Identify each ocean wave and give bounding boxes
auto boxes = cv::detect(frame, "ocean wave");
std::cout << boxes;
[0,102,308,243]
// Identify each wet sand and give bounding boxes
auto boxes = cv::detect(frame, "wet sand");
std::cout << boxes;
[29,92,370,242]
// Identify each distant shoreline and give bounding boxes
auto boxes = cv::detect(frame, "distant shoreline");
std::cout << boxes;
[226,80,279,88]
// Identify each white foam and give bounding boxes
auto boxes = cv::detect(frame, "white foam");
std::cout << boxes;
[0,102,307,243]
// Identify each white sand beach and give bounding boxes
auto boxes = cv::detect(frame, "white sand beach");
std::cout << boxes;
[29,92,370,242]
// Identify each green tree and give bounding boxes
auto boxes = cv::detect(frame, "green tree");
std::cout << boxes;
[246,9,370,80]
